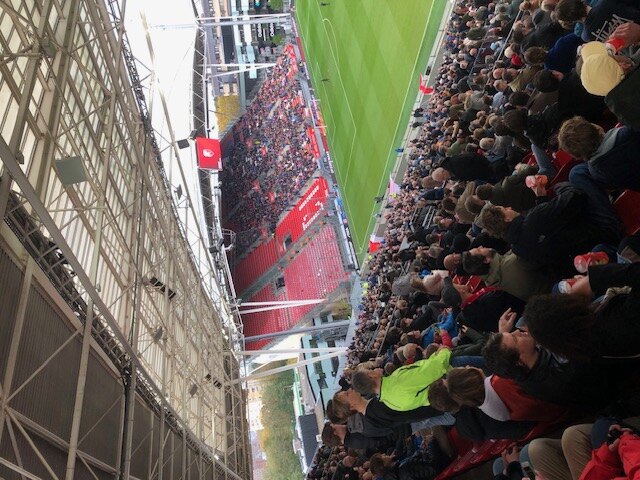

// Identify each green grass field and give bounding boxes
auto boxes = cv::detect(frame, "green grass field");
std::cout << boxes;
[296,0,446,262]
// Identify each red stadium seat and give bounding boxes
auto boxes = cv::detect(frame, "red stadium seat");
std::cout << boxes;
[446,427,473,456]
[552,149,575,169]
[614,190,640,235]
[550,159,581,187]
[434,416,572,480]
[466,276,485,292]
[522,151,535,166]
[233,239,279,294]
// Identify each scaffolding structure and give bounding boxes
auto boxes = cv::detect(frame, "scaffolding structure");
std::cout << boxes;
[0,0,251,478]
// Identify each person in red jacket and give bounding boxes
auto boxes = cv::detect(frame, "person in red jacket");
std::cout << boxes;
[579,427,640,480]
[428,366,568,423]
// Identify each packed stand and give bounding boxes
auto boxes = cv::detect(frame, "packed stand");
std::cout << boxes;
[307,0,640,478]
[221,46,318,252]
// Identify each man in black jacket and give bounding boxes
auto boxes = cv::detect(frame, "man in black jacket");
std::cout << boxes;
[440,277,525,333]
[475,164,538,213]
[434,152,505,183]
[525,262,640,360]
[532,69,606,124]
[478,183,620,276]
[521,20,571,52]
[321,422,398,455]
[328,389,450,430]
[482,329,613,407]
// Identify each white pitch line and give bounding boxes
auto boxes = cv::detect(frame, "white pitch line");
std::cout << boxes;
[323,17,342,73]
[300,9,360,253]
[315,61,341,182]
[317,10,357,187]
[310,52,360,250]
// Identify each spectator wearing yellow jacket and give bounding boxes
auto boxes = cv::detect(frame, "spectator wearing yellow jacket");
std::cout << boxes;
[351,348,451,411]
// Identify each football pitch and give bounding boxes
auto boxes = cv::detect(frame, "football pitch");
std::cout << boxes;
[296,0,447,262]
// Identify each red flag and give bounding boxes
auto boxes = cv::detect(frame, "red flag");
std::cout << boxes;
[369,240,382,254]
[419,74,434,95]
[195,137,222,170]
[369,234,384,254]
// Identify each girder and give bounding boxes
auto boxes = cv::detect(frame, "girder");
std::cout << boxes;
[0,0,251,478]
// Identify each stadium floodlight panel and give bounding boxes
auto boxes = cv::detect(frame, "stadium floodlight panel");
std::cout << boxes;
[55,156,88,185]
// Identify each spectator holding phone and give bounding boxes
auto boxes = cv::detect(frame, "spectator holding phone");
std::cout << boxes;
[493,444,532,480]
[579,421,640,480]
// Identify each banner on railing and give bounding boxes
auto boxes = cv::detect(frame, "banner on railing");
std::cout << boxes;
[307,127,321,158]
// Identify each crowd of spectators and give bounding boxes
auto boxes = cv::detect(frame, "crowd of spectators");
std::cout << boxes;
[221,47,318,251]
[306,0,640,478]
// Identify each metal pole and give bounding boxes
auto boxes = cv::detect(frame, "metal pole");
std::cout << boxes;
[120,115,148,479]
[207,65,276,79]
[239,299,325,306]
[204,63,277,67]
[151,13,290,29]
[229,348,345,356]
[239,301,324,315]
[147,411,154,480]
[197,14,291,21]
[182,387,187,480]
[242,320,350,342]
[233,351,344,384]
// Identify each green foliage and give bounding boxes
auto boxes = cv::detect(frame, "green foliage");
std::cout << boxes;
[271,33,285,46]
[259,367,304,480]
[268,0,283,11]
[214,95,241,134]
[328,299,351,319]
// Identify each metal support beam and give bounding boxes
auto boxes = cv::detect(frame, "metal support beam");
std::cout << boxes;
[239,299,324,306]
[239,300,323,315]
[204,63,277,68]
[233,351,344,384]
[206,63,276,79]
[0,458,43,480]
[0,0,251,476]
[65,0,127,477]
[230,347,346,356]
[151,13,290,29]
[242,320,350,342]
[0,124,241,480]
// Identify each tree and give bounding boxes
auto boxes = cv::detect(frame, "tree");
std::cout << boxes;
[258,364,303,479]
